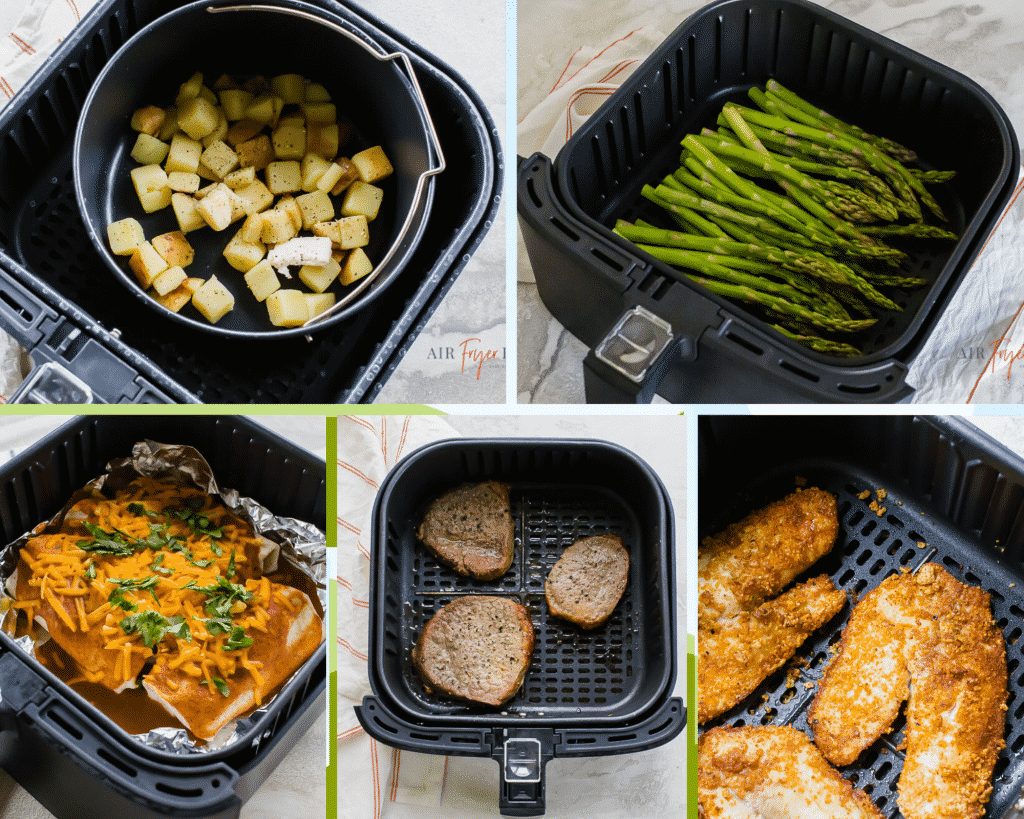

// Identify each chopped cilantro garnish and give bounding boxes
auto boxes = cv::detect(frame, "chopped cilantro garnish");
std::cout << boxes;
[84,561,96,581]
[183,575,251,619]
[150,553,174,576]
[120,610,191,648]
[172,506,224,541]
[107,575,160,609]
[76,523,136,556]
[201,616,233,636]
[127,502,158,518]
[226,550,236,579]
[205,676,230,697]
[224,625,253,651]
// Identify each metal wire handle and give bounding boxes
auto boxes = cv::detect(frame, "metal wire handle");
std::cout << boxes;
[206,3,447,330]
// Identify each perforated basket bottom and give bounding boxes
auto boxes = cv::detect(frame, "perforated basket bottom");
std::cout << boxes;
[397,485,648,717]
[701,460,1024,818]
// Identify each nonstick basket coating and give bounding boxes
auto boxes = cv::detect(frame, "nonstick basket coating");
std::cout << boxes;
[369,439,676,727]
[699,416,1024,817]
[73,0,437,339]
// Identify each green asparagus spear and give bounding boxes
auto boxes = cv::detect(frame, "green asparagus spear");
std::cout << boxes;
[771,324,862,357]
[859,224,958,240]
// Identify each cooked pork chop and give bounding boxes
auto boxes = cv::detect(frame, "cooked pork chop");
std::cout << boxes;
[699,725,882,818]
[545,534,629,629]
[417,482,515,581]
[412,595,534,707]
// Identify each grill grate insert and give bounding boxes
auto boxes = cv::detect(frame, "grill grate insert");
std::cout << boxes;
[702,460,1024,817]
[396,484,646,717]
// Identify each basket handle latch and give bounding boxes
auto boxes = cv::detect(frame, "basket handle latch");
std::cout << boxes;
[584,306,692,403]
[493,729,553,817]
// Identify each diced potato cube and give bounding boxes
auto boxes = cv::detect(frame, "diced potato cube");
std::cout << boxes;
[295,191,334,229]
[244,259,280,302]
[260,208,299,244]
[351,146,394,183]
[196,163,219,183]
[219,89,254,121]
[224,166,256,189]
[175,72,204,107]
[165,133,203,174]
[341,180,383,220]
[271,74,306,105]
[138,188,172,212]
[340,247,373,285]
[266,289,309,327]
[298,256,340,293]
[305,292,336,318]
[168,171,200,193]
[194,183,217,200]
[106,218,145,256]
[227,119,264,147]
[177,96,220,140]
[302,102,335,123]
[223,232,266,272]
[171,192,205,233]
[236,134,273,171]
[152,265,187,297]
[239,213,264,243]
[313,215,370,250]
[131,163,168,195]
[242,75,270,95]
[192,276,235,324]
[300,153,331,191]
[316,161,348,193]
[305,123,338,158]
[156,282,195,313]
[201,110,229,147]
[196,186,233,231]
[304,82,331,102]
[244,94,283,127]
[272,122,306,160]
[199,140,239,180]
[213,74,237,91]
[157,106,179,141]
[329,157,360,195]
[233,179,275,215]
[128,241,168,288]
[217,183,248,223]
[131,105,165,136]
[199,85,218,105]
[276,195,303,231]
[266,160,302,194]
[130,133,170,165]
[278,113,305,128]
[151,230,195,267]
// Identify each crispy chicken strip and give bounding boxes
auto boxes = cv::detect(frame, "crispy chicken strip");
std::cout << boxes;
[699,725,882,818]
[810,563,1007,819]
[698,575,846,723]
[699,487,839,627]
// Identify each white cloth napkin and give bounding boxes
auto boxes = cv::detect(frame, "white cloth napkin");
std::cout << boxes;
[516,5,1024,403]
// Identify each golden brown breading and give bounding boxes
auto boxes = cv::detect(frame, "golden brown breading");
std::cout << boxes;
[699,725,882,818]
[698,487,841,722]
[810,563,1007,819]
[698,574,846,723]
[699,487,839,628]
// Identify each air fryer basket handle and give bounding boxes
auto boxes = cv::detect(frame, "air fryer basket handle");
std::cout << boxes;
[583,337,692,404]
[493,730,552,817]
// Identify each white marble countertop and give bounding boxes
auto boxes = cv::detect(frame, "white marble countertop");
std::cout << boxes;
[0,415,325,819]
[517,0,1024,404]
[366,0,507,404]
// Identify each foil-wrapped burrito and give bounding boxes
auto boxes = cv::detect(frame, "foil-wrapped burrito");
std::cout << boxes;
[0,440,325,754]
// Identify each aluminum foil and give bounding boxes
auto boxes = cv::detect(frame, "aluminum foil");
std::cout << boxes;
[0,439,326,755]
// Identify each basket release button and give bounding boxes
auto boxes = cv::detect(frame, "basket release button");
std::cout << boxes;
[503,737,542,784]
[594,306,673,383]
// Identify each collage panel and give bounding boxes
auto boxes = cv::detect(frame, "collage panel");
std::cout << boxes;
[0,0,504,406]
[696,413,1024,818]
[517,0,1023,405]
[0,413,326,818]
[336,413,687,817]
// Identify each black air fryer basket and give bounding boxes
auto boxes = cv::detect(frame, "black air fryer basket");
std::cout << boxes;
[354,439,684,817]
[0,416,326,818]
[0,0,500,403]
[518,0,1020,404]
[699,415,1024,817]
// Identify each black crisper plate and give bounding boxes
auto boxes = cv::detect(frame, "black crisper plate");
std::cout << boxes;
[699,416,1024,817]
[371,440,674,726]
[0,415,326,818]
[0,0,500,403]
[519,0,1019,403]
